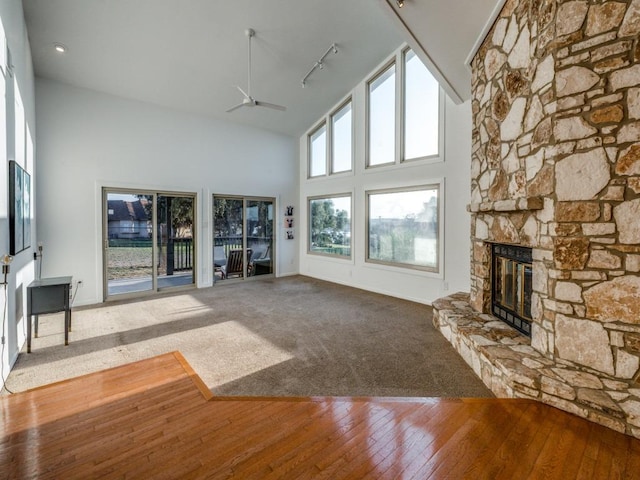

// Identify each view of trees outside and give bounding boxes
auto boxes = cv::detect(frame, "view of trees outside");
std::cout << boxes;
[213,198,244,241]
[156,196,194,276]
[368,187,439,270]
[309,196,351,257]
[213,198,273,246]
[157,196,194,239]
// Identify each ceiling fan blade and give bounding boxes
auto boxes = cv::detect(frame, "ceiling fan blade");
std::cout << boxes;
[255,100,286,112]
[235,85,250,99]
[226,103,247,113]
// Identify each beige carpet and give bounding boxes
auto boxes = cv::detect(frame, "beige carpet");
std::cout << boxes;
[5,275,492,397]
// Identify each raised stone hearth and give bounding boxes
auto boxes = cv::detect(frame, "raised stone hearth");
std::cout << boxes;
[433,0,640,438]
[433,293,640,438]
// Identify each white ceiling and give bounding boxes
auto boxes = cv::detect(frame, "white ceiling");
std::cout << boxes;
[378,0,505,103]
[22,0,501,138]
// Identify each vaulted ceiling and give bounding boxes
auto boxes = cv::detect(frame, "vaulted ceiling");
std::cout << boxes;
[23,0,501,137]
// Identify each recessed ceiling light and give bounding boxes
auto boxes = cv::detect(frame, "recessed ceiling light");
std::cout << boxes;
[54,43,67,54]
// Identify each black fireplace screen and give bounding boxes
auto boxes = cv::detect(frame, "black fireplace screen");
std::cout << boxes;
[492,244,532,336]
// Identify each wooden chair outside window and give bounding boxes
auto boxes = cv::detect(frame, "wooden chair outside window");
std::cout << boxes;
[221,249,252,279]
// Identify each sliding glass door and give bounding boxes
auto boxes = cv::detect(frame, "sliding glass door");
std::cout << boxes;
[213,195,274,282]
[104,189,196,299]
[246,199,274,277]
[104,191,154,296]
[156,194,195,289]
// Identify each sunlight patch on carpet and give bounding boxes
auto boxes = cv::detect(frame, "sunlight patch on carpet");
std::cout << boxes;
[176,321,295,388]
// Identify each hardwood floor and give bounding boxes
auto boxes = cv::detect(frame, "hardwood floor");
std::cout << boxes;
[1,352,639,479]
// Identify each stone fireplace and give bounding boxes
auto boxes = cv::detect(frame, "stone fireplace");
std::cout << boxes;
[432,0,640,438]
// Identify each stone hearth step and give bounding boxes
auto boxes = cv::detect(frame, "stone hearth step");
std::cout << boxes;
[432,292,640,439]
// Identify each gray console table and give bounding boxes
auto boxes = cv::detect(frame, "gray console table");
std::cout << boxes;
[26,276,72,353]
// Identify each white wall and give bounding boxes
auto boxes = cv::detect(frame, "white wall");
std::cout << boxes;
[299,56,471,305]
[0,0,36,387]
[35,79,298,306]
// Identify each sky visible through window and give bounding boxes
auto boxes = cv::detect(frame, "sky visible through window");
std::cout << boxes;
[368,64,396,166]
[369,188,437,220]
[332,102,352,173]
[310,124,327,177]
[404,50,439,159]
[330,196,351,214]
[368,50,439,166]
[311,49,438,175]
[109,193,140,201]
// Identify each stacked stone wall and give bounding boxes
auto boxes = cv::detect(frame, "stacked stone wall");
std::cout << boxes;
[443,0,640,437]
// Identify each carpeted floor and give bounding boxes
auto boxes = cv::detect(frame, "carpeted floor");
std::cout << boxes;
[5,276,492,397]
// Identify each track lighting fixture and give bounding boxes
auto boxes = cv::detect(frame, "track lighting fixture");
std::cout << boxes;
[301,43,338,88]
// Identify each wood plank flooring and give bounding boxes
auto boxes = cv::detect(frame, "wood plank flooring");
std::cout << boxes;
[1,352,639,479]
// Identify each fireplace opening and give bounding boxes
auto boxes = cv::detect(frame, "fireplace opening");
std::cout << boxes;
[491,244,532,336]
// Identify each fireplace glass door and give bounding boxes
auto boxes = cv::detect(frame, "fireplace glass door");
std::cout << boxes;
[492,244,532,336]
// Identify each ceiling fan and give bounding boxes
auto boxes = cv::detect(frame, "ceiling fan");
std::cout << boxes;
[226,28,287,113]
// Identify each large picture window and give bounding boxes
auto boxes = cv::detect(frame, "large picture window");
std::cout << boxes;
[308,195,351,258]
[367,185,439,272]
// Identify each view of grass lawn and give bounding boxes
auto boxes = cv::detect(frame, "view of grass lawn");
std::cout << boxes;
[107,246,153,280]
[312,245,351,256]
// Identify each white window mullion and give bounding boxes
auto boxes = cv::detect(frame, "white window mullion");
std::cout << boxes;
[326,113,332,175]
[396,50,403,165]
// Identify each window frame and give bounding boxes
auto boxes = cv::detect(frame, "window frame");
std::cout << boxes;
[365,183,441,274]
[365,49,444,169]
[307,121,327,178]
[307,193,353,259]
[330,98,354,175]
[365,60,397,169]
[401,47,444,164]
[307,96,354,179]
